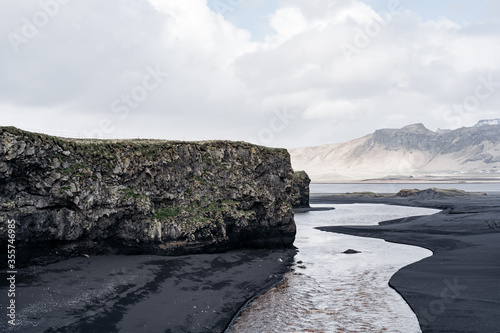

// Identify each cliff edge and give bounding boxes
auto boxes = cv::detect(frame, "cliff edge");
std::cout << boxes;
[0,127,296,267]
[291,171,310,208]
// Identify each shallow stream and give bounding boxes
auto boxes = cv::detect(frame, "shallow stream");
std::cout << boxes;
[228,204,440,333]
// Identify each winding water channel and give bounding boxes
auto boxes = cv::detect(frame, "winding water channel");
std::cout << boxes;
[228,204,440,333]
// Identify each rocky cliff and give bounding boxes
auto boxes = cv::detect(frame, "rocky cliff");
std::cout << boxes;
[290,121,500,181]
[0,127,296,267]
[291,171,310,208]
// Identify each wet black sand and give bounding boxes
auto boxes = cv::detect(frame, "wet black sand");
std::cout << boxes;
[313,192,500,333]
[0,249,295,333]
[2,192,499,333]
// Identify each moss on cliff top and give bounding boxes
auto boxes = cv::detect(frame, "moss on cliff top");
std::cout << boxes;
[0,126,287,155]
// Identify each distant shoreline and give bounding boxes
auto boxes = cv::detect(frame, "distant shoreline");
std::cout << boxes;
[311,177,500,184]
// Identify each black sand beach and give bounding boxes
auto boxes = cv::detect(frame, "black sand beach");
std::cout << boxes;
[312,191,500,333]
[0,249,295,333]
[2,191,499,332]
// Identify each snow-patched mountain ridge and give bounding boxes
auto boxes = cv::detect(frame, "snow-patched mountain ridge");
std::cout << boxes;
[289,122,500,181]
[475,119,500,127]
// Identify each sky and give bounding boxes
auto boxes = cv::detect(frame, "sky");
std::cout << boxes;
[1,0,500,148]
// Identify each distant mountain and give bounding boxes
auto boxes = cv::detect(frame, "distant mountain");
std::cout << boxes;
[289,122,500,181]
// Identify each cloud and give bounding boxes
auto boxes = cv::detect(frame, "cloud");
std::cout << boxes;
[269,7,308,39]
[1,0,500,148]
[233,0,500,143]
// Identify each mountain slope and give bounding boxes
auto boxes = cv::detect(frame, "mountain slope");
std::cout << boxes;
[289,122,500,181]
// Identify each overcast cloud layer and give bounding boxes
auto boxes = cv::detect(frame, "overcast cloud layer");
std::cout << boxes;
[1,0,500,148]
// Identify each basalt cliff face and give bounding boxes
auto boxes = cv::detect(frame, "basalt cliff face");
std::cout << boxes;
[0,127,296,267]
[291,171,310,208]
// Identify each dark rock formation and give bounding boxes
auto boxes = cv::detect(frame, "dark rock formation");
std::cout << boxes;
[0,127,296,267]
[343,249,361,254]
[396,188,473,199]
[291,171,310,208]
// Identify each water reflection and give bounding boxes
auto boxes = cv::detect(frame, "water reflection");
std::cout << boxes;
[228,204,439,333]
